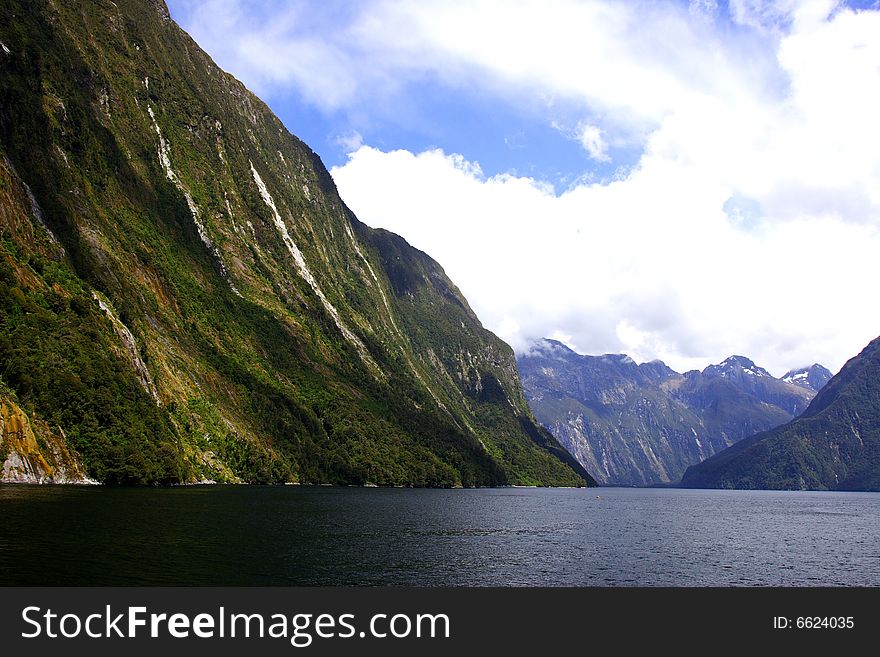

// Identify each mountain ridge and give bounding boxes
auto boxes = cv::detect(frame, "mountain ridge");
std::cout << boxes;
[781,363,833,392]
[0,0,593,486]
[517,339,821,486]
[681,335,880,491]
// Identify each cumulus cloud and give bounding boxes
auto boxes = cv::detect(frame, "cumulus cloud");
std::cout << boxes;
[334,130,364,153]
[171,0,777,133]
[171,0,880,375]
[331,143,880,376]
[576,124,610,162]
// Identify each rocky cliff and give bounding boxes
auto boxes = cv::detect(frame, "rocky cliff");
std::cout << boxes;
[682,335,880,491]
[0,0,592,486]
[518,339,819,486]
[1,388,92,483]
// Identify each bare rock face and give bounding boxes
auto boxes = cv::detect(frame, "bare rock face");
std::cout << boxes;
[1,397,93,483]
[0,0,590,486]
[518,339,822,486]
[682,335,880,491]
[782,363,834,392]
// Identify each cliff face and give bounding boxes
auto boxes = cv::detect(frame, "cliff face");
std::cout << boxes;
[1,394,92,483]
[682,336,880,491]
[0,0,591,486]
[518,340,817,486]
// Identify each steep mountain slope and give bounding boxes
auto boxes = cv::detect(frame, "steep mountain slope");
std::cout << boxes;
[681,336,880,491]
[0,0,592,487]
[1,381,92,483]
[782,363,833,392]
[518,339,817,485]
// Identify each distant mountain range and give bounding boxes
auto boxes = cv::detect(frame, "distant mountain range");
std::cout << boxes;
[682,335,880,491]
[517,340,825,486]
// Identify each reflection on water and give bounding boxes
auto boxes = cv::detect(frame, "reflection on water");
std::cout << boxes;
[0,485,877,586]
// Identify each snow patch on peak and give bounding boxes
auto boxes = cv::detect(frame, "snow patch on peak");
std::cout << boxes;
[782,363,832,391]
[711,355,769,377]
[722,355,754,368]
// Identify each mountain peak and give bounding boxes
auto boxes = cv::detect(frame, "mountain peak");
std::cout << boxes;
[722,355,755,368]
[682,335,880,491]
[601,353,636,365]
[705,355,771,378]
[781,363,833,392]
[526,338,577,359]
[637,359,677,382]
[517,343,818,486]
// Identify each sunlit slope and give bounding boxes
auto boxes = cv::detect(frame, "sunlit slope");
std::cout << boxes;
[0,0,592,486]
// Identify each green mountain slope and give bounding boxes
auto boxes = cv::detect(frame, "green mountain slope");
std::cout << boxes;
[0,0,592,487]
[681,336,880,491]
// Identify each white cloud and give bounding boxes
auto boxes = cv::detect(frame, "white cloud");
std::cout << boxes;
[689,0,720,20]
[333,140,880,376]
[337,2,880,376]
[335,130,364,153]
[173,0,880,375]
[173,0,777,136]
[576,124,610,162]
[329,0,880,377]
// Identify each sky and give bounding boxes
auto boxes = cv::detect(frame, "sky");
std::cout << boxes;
[167,0,880,377]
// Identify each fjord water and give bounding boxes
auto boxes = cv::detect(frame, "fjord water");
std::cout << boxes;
[1,486,877,586]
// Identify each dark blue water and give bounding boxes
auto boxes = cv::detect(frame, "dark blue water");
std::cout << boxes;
[1,485,877,586]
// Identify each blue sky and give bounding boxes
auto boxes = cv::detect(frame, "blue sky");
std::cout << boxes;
[167,0,656,185]
[266,70,638,187]
[167,0,880,376]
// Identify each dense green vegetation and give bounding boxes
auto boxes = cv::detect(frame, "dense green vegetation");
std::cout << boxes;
[0,246,184,484]
[681,337,880,491]
[0,0,591,486]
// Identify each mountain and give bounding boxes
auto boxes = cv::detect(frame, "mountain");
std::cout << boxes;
[782,363,833,392]
[0,0,592,487]
[517,339,816,486]
[680,355,818,418]
[681,336,880,491]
